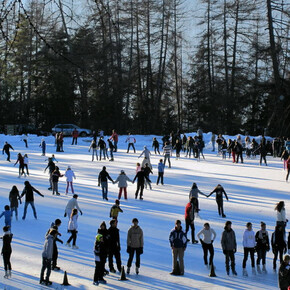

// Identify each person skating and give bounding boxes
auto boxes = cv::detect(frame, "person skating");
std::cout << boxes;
[71,128,79,145]
[20,181,44,220]
[108,219,122,273]
[98,166,113,200]
[14,153,25,178]
[133,167,151,200]
[126,218,143,275]
[156,159,165,185]
[275,201,288,232]
[257,138,268,166]
[139,146,151,163]
[189,183,207,214]
[64,194,82,217]
[0,206,12,228]
[109,129,118,152]
[65,166,76,194]
[107,139,115,161]
[234,140,244,163]
[9,186,21,221]
[197,223,216,268]
[272,225,287,270]
[51,166,63,195]
[255,222,270,273]
[110,200,123,222]
[23,154,29,176]
[2,142,14,162]
[211,133,216,152]
[278,255,290,290]
[66,209,79,249]
[40,229,57,285]
[207,184,229,217]
[169,220,187,275]
[242,222,256,276]
[286,157,290,181]
[98,137,107,160]
[44,158,56,190]
[40,139,46,156]
[89,140,98,161]
[221,221,237,276]
[152,137,160,154]
[174,139,182,159]
[21,134,28,148]
[93,234,107,285]
[0,226,13,279]
[281,150,289,170]
[113,170,132,200]
[126,133,136,153]
[185,197,198,244]
[143,163,153,190]
[97,222,110,276]
[163,142,172,168]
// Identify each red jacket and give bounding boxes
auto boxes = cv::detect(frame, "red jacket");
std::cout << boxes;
[72,130,79,138]
[185,202,194,221]
[110,132,118,142]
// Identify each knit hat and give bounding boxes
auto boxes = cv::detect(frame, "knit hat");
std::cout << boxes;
[96,234,103,242]
[100,221,106,228]
[120,170,125,174]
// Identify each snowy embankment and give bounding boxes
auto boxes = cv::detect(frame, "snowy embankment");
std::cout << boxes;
[0,132,285,289]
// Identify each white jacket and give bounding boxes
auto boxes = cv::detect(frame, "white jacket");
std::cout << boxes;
[65,169,76,182]
[68,214,78,231]
[197,228,216,244]
[277,209,287,222]
[243,229,255,248]
[65,198,81,215]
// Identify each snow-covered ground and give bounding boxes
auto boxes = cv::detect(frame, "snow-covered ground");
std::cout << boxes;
[0,133,286,289]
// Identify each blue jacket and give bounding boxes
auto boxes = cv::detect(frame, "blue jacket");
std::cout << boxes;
[169,226,187,249]
[158,162,165,173]
[0,210,12,227]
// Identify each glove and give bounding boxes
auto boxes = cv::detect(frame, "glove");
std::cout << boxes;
[64,212,67,217]
[127,246,131,254]
[80,210,83,215]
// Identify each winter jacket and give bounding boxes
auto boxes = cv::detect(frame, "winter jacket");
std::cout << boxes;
[98,170,113,184]
[15,155,24,166]
[114,174,132,188]
[42,234,54,259]
[72,129,79,138]
[1,231,12,254]
[65,198,82,215]
[139,148,151,159]
[98,228,109,254]
[110,205,123,218]
[185,202,195,222]
[255,230,270,251]
[98,139,106,149]
[2,143,13,153]
[65,169,76,182]
[169,226,187,249]
[108,140,115,150]
[68,214,78,231]
[126,136,136,143]
[272,230,286,251]
[221,229,237,251]
[45,161,56,174]
[52,169,63,182]
[110,132,118,142]
[152,140,159,148]
[9,188,20,208]
[89,141,97,150]
[143,166,153,177]
[108,226,121,251]
[243,229,256,248]
[278,261,290,290]
[0,210,12,226]
[127,225,143,248]
[133,171,150,184]
[23,156,28,165]
[277,209,287,223]
[197,228,216,244]
[163,145,172,155]
[208,187,228,202]
[158,162,165,173]
[189,187,206,200]
[94,241,105,262]
[21,184,43,202]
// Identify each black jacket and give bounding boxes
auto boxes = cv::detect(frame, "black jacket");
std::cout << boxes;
[278,261,290,290]
[98,170,113,183]
[108,226,121,252]
[1,233,13,254]
[21,184,43,202]
[133,171,151,184]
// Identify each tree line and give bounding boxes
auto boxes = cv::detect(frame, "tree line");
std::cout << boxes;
[0,0,289,135]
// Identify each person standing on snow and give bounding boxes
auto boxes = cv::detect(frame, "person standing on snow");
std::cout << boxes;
[71,128,79,145]
[197,223,216,268]
[97,222,110,276]
[207,184,229,218]
[143,163,153,190]
[242,222,256,276]
[185,197,198,244]
[169,220,187,276]
[126,218,143,275]
[107,139,115,161]
[2,142,14,162]
[1,226,13,279]
[221,221,237,276]
[65,166,76,194]
[0,205,12,228]
[64,194,82,218]
[108,219,122,273]
[98,166,113,200]
[20,181,44,220]
[113,170,132,200]
[211,133,216,152]
[272,225,287,270]
[110,200,123,222]
[23,154,29,176]
[126,133,136,153]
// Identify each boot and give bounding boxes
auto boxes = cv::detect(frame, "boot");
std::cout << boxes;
[243,268,248,277]
[257,265,262,274]
[4,271,8,278]
[127,267,130,274]
[252,267,256,275]
[8,270,11,277]
[136,267,139,274]
[262,265,267,273]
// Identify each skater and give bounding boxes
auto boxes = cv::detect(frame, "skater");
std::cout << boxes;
[197,223,216,268]
[108,219,122,273]
[109,129,118,152]
[126,218,143,275]
[185,197,198,244]
[207,184,229,217]
[14,153,25,177]
[93,234,107,285]
[272,225,287,270]
[133,167,151,200]
[141,156,152,169]
[275,201,287,232]
[2,142,14,162]
[64,194,82,217]
[143,163,153,190]
[40,139,46,156]
[65,166,76,194]
[126,133,136,153]
[44,158,56,190]
[152,137,160,154]
[46,219,63,270]
[89,140,98,161]
[40,229,57,285]
[0,206,12,228]
[107,139,115,161]
[20,181,44,220]
[221,221,237,276]
[21,134,28,148]
[138,146,151,163]
[278,255,290,290]
[173,139,182,159]
[189,183,207,212]
[136,162,141,174]
[211,133,216,152]
[110,200,123,222]
[234,140,244,163]
[255,222,270,273]
[66,208,79,249]
[169,220,187,275]
[71,128,79,145]
[98,166,113,200]
[1,226,13,279]
[257,139,268,166]
[98,137,107,160]
[242,222,256,276]
[58,132,64,152]
[23,154,29,175]
[156,159,165,185]
[51,166,63,195]
[97,222,110,276]
[286,157,290,181]
[113,170,132,200]
[9,186,21,221]
[281,150,289,170]
[163,142,172,168]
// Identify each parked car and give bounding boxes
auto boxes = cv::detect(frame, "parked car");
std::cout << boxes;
[52,124,91,137]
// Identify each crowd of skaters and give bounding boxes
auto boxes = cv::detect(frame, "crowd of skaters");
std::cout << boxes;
[1,129,290,288]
